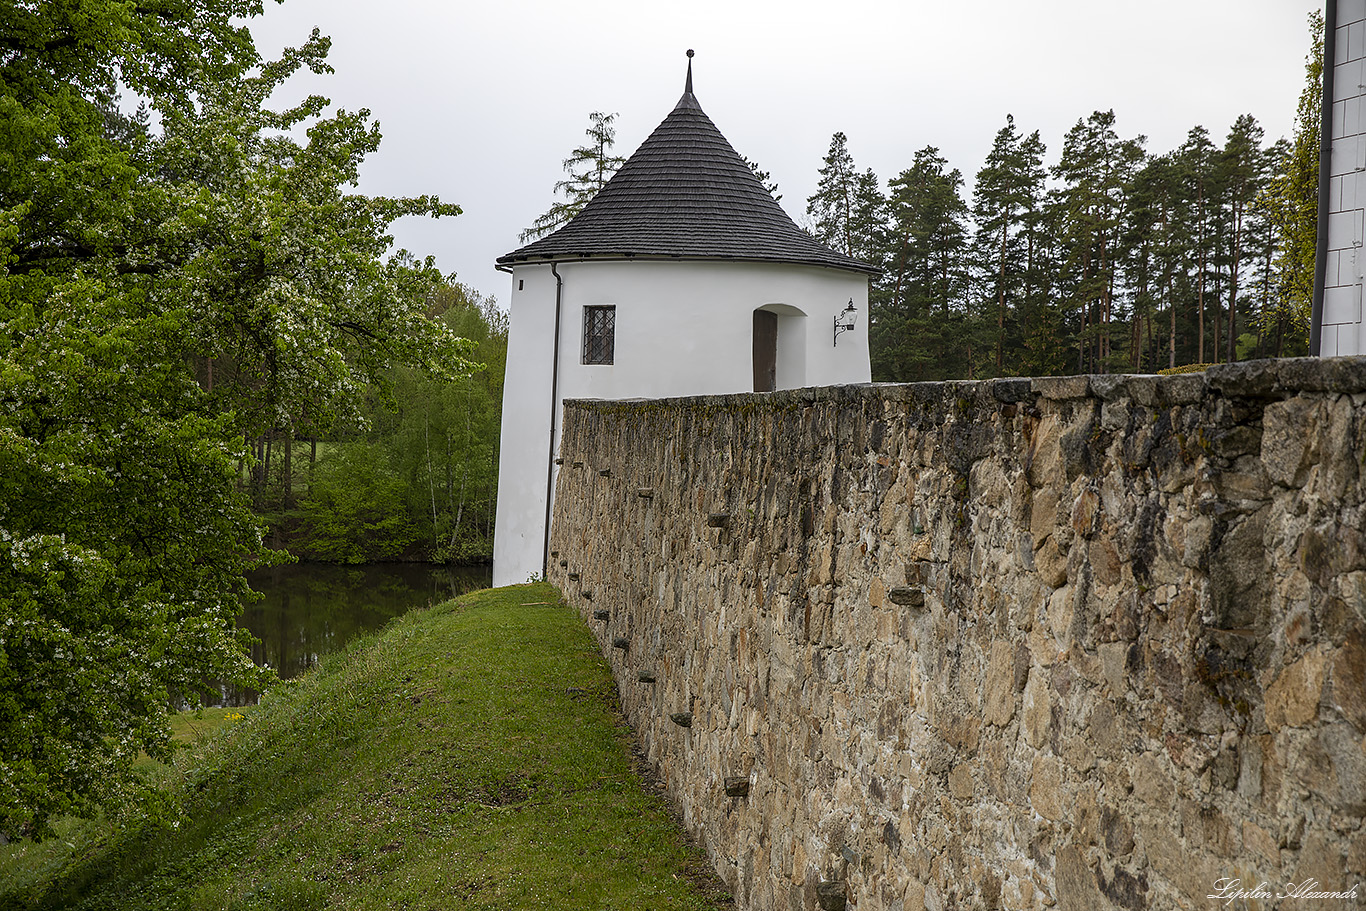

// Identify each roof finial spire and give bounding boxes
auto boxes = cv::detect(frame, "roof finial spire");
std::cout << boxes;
[685,49,694,95]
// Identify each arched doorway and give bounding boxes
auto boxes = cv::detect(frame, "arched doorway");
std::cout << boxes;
[752,304,807,392]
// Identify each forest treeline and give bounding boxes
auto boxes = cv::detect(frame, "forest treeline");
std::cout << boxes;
[805,15,1321,380]
[531,14,1322,383]
[245,283,506,565]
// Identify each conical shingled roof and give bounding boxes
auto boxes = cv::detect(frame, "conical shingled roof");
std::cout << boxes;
[497,66,879,275]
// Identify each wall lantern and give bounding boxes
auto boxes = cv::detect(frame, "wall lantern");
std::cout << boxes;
[833,299,858,346]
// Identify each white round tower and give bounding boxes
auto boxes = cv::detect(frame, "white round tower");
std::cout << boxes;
[491,54,878,586]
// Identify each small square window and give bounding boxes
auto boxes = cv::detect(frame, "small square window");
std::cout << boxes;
[582,305,615,365]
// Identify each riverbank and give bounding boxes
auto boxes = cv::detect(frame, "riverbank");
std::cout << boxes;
[0,584,730,910]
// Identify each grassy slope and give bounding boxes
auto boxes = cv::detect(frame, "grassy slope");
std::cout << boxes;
[1,584,728,910]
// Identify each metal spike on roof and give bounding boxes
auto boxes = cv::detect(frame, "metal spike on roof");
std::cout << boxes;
[675,49,700,112]
[497,58,879,275]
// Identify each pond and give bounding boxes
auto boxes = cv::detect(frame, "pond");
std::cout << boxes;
[211,562,493,706]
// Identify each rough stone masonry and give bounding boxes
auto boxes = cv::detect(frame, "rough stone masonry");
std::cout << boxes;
[547,357,1366,911]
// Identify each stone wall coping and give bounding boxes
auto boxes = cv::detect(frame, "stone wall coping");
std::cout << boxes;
[564,356,1366,414]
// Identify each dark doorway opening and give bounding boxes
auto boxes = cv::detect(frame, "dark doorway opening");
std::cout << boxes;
[753,309,777,392]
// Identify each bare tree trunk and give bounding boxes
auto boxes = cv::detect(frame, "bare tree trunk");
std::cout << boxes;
[1260,234,1274,359]
[1100,235,1112,371]
[1079,247,1091,373]
[1134,249,1149,371]
[1227,200,1243,363]
[445,426,454,525]
[892,234,910,320]
[1130,312,1141,371]
[425,413,438,551]
[1168,267,1176,369]
[265,432,274,503]
[281,428,293,509]
[1146,309,1155,373]
[1212,298,1221,364]
[1023,223,1035,349]
[997,208,1008,372]
[1197,184,1206,363]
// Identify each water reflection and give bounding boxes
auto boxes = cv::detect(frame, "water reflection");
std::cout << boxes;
[210,562,492,707]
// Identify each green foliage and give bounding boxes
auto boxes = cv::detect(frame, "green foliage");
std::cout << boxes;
[2,585,728,910]
[1256,10,1321,353]
[1212,114,1273,363]
[521,111,625,242]
[0,274,275,835]
[297,443,417,563]
[970,115,1048,375]
[394,285,505,563]
[284,283,506,563]
[1,0,469,837]
[873,146,972,380]
[1051,110,1147,373]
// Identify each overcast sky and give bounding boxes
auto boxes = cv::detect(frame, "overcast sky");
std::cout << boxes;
[250,1,1319,308]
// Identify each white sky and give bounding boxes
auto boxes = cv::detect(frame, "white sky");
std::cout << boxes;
[251,0,1319,308]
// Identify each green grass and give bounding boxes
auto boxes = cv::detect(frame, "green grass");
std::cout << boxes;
[0,584,729,910]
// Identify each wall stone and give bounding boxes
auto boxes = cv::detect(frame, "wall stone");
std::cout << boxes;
[547,357,1366,910]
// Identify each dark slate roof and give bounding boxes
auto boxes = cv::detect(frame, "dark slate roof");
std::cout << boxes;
[497,76,879,275]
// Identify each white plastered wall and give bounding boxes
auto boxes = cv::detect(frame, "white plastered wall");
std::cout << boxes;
[1324,0,1366,356]
[492,259,870,586]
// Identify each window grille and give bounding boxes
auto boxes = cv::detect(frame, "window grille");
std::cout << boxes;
[582,305,615,365]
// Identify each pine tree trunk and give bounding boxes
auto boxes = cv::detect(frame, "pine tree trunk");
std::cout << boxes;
[1168,263,1176,370]
[893,234,910,316]
[1227,200,1243,363]
[1024,222,1035,353]
[1261,235,1274,359]
[1146,309,1155,373]
[997,208,1008,372]
[1212,277,1221,365]
[1100,233,1111,371]
[1197,184,1206,362]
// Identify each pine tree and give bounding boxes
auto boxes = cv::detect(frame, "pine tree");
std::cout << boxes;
[1214,114,1270,362]
[521,111,625,242]
[971,115,1047,374]
[805,132,886,263]
[1051,111,1147,373]
[875,147,971,380]
[1174,126,1219,364]
[1127,153,1190,369]
[1120,159,1160,371]
[1249,139,1298,356]
[744,156,781,201]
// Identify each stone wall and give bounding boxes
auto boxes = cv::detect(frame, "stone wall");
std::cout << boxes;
[546,358,1366,910]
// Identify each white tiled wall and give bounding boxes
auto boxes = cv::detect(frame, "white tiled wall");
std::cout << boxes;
[1325,2,1366,355]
